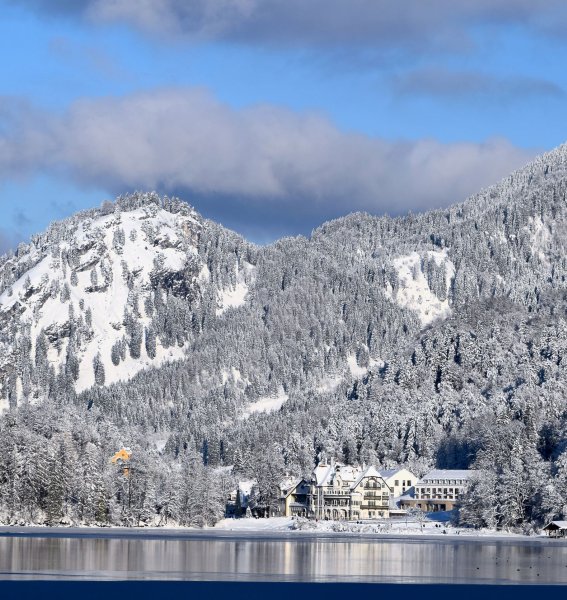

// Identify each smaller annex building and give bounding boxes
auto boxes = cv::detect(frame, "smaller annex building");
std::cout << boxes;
[279,477,310,518]
[400,469,477,512]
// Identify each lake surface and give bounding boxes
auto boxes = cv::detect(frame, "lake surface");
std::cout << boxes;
[0,529,566,584]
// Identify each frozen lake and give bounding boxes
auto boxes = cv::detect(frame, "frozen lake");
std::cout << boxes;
[1,528,567,584]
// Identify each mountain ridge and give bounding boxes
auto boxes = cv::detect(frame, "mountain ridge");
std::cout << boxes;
[1,142,567,528]
[1,141,567,409]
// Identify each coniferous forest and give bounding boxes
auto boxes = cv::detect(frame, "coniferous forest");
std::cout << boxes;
[2,144,567,530]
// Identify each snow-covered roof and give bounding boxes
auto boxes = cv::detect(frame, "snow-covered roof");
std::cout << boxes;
[313,461,419,489]
[279,477,302,498]
[379,469,398,479]
[312,461,362,486]
[420,469,477,482]
[335,464,361,483]
[351,465,385,490]
[394,492,415,505]
[544,521,567,529]
[313,462,335,486]
[238,480,256,496]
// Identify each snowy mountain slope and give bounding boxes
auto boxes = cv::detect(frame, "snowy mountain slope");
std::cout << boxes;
[2,143,567,416]
[0,195,261,405]
[0,201,204,398]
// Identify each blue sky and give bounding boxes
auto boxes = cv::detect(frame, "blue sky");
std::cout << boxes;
[1,1,567,250]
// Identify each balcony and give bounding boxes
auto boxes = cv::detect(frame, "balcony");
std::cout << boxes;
[322,489,350,496]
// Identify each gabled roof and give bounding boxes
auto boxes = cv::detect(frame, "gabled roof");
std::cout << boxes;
[544,521,567,530]
[312,461,362,486]
[280,477,307,498]
[313,462,335,486]
[420,469,477,481]
[351,465,386,490]
[279,475,298,491]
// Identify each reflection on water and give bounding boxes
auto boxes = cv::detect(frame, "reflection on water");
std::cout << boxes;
[0,535,567,583]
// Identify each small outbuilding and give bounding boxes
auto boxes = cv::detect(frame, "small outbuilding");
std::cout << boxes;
[543,521,567,537]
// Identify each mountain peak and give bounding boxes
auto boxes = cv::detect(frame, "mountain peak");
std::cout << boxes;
[0,193,215,404]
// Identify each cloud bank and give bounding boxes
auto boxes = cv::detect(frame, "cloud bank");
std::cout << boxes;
[0,88,537,236]
[13,1,567,53]
[393,68,564,101]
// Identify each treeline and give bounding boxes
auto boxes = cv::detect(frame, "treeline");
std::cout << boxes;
[0,401,230,527]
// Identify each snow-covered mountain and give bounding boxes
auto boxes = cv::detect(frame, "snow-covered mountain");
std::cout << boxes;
[0,195,258,406]
[2,143,567,530]
[2,142,567,421]
[1,203,198,396]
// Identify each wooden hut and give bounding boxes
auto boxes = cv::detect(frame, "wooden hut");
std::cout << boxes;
[543,521,567,537]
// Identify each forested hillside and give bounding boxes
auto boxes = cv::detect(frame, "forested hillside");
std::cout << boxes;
[1,143,567,529]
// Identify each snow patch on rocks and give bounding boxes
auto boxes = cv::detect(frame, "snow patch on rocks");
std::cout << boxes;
[528,215,551,265]
[216,260,256,316]
[385,250,454,326]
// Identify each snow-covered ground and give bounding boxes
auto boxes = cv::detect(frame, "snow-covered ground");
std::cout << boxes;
[347,354,367,378]
[0,518,547,541]
[215,517,294,532]
[216,282,249,315]
[316,375,343,394]
[213,517,529,539]
[240,387,289,419]
[345,353,383,379]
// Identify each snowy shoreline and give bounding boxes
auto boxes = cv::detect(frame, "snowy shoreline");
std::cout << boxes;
[0,518,564,545]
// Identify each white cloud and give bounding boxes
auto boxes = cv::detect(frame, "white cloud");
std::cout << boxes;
[0,88,537,232]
